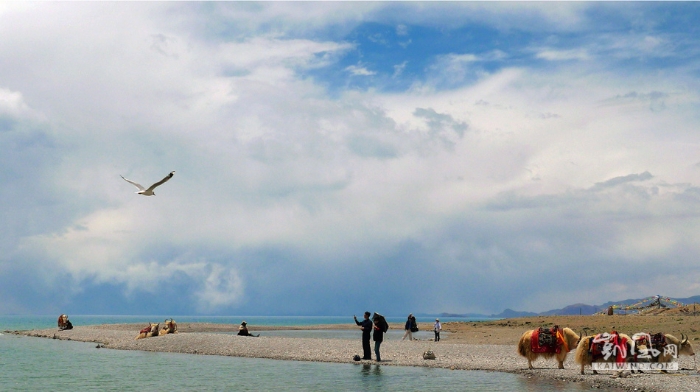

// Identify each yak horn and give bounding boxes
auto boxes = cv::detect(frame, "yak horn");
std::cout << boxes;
[681,333,688,344]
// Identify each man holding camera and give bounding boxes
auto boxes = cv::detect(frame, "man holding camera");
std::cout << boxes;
[354,311,373,360]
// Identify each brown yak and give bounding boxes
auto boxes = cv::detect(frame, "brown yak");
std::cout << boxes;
[631,332,694,372]
[575,331,635,375]
[159,318,178,336]
[135,322,160,340]
[656,333,695,363]
[517,326,580,369]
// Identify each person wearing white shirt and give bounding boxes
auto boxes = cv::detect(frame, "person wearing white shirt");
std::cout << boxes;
[433,318,442,342]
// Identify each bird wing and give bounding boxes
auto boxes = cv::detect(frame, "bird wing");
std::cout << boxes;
[121,175,146,191]
[146,171,175,192]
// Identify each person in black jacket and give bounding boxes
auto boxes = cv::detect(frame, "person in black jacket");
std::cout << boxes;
[402,314,415,341]
[373,318,385,362]
[237,321,259,337]
[354,311,373,360]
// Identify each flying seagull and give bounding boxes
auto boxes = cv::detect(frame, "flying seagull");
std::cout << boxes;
[121,171,175,196]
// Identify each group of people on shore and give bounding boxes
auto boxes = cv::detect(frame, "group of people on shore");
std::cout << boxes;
[354,312,386,361]
[402,313,442,341]
[354,312,443,362]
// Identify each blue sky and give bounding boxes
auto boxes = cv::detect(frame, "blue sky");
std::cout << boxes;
[2,2,700,316]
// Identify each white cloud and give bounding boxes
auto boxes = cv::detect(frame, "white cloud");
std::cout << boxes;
[0,88,31,115]
[396,24,409,36]
[345,64,376,76]
[392,61,408,79]
[370,2,592,32]
[604,33,675,59]
[535,48,591,61]
[2,2,700,315]
[195,264,244,312]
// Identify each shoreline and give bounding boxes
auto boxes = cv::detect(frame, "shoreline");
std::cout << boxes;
[9,321,700,392]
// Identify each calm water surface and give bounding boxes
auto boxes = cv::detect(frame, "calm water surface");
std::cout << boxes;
[0,316,606,391]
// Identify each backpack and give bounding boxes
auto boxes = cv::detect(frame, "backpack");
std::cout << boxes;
[373,312,389,333]
[410,319,419,332]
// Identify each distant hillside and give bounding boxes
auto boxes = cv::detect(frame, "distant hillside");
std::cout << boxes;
[438,312,498,318]
[441,295,700,319]
[490,308,538,318]
[539,303,600,316]
[671,295,700,305]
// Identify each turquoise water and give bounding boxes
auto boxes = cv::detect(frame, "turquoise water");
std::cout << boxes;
[1,316,601,391]
[0,314,491,330]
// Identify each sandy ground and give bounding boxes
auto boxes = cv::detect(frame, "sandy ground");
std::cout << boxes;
[440,308,700,346]
[8,311,700,392]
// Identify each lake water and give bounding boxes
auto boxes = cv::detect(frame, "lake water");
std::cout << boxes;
[1,315,604,391]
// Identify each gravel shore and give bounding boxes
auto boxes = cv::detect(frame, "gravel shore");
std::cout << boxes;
[10,323,700,392]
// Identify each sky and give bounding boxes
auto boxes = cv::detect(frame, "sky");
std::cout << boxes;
[2,2,700,317]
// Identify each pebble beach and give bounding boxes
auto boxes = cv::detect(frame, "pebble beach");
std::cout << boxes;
[10,322,700,392]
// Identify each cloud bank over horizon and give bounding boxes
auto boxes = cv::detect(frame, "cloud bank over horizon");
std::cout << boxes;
[2,2,700,316]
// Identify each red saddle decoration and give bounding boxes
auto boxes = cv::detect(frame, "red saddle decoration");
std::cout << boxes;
[590,331,628,363]
[531,326,565,354]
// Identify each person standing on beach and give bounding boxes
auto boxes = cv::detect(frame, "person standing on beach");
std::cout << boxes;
[402,314,412,341]
[373,318,385,362]
[401,313,418,340]
[354,312,373,360]
[433,318,441,342]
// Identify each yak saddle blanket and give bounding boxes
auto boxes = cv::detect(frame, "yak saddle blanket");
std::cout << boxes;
[651,332,667,348]
[531,326,567,353]
[589,331,628,363]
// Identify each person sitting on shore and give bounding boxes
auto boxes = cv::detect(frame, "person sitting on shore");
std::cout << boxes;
[58,314,73,330]
[237,321,259,337]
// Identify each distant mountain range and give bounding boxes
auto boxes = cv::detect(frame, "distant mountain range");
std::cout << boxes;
[439,295,700,319]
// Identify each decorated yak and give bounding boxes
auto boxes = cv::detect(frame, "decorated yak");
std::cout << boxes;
[135,322,160,340]
[575,330,635,375]
[517,326,581,369]
[630,332,695,372]
[159,318,178,336]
